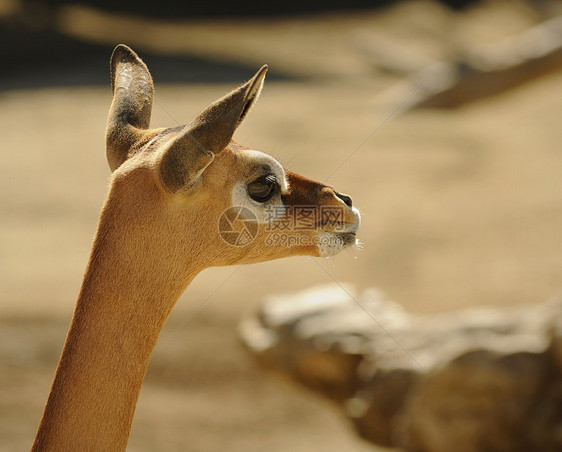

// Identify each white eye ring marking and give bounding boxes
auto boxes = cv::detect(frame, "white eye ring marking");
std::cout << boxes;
[243,150,288,194]
[230,150,288,223]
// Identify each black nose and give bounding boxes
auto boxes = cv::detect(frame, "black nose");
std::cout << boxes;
[335,192,353,208]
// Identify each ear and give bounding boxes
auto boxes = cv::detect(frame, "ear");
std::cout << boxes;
[159,65,267,193]
[106,44,154,172]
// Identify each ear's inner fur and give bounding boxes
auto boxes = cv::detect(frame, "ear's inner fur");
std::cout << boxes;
[106,45,154,172]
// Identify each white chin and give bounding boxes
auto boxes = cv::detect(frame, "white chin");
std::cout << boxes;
[316,232,357,257]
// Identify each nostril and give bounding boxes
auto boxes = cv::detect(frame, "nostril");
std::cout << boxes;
[335,192,353,208]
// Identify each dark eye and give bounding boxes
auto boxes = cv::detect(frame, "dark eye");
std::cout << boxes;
[247,174,277,202]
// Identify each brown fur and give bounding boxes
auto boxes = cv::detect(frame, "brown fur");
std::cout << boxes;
[32,45,358,451]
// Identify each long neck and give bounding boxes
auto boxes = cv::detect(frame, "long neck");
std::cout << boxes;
[33,180,201,451]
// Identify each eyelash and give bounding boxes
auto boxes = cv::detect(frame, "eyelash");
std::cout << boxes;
[247,174,278,203]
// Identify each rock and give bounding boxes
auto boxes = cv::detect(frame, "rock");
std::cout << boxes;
[239,284,562,451]
[371,16,562,109]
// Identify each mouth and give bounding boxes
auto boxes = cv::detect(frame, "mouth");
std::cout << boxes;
[315,208,360,257]
[338,231,358,247]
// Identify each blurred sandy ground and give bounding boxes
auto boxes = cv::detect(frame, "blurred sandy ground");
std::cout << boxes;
[1,0,561,450]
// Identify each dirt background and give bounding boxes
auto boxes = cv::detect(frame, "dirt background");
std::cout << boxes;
[1,1,561,451]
